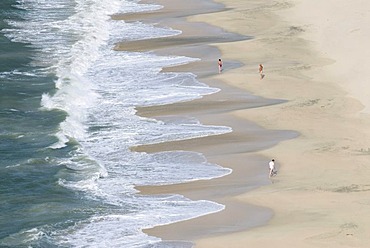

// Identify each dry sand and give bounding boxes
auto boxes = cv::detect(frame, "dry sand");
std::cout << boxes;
[193,0,370,247]
[120,0,294,241]
[118,0,370,247]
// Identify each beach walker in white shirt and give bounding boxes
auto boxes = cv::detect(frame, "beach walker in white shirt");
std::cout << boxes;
[269,159,276,178]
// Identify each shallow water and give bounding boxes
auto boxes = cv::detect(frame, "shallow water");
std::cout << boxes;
[0,0,232,247]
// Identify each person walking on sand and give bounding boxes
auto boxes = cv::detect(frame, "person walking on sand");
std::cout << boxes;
[269,159,275,178]
[259,64,264,79]
[218,58,223,73]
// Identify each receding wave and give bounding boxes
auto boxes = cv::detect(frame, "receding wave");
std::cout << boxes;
[1,0,232,247]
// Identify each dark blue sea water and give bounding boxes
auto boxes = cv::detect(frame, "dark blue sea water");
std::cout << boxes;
[0,0,231,247]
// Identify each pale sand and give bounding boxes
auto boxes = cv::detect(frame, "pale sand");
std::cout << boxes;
[117,0,370,247]
[119,0,296,240]
[191,0,370,247]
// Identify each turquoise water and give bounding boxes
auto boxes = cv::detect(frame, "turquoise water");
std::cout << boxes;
[0,1,93,243]
[0,0,232,247]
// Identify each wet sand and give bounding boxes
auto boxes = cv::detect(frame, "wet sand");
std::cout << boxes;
[117,0,370,247]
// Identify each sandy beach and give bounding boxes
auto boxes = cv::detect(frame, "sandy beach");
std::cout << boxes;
[118,0,370,247]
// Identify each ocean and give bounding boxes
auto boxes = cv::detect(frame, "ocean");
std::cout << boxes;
[0,0,232,247]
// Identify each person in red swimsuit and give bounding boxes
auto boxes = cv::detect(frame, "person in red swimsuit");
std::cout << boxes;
[218,58,223,73]
[259,64,265,79]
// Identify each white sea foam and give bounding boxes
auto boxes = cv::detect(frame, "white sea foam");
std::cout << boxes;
[56,197,224,248]
[3,0,232,247]
[0,228,47,247]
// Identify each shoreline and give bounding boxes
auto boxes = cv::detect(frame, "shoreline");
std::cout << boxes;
[118,0,370,247]
[193,0,370,247]
[116,0,295,244]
